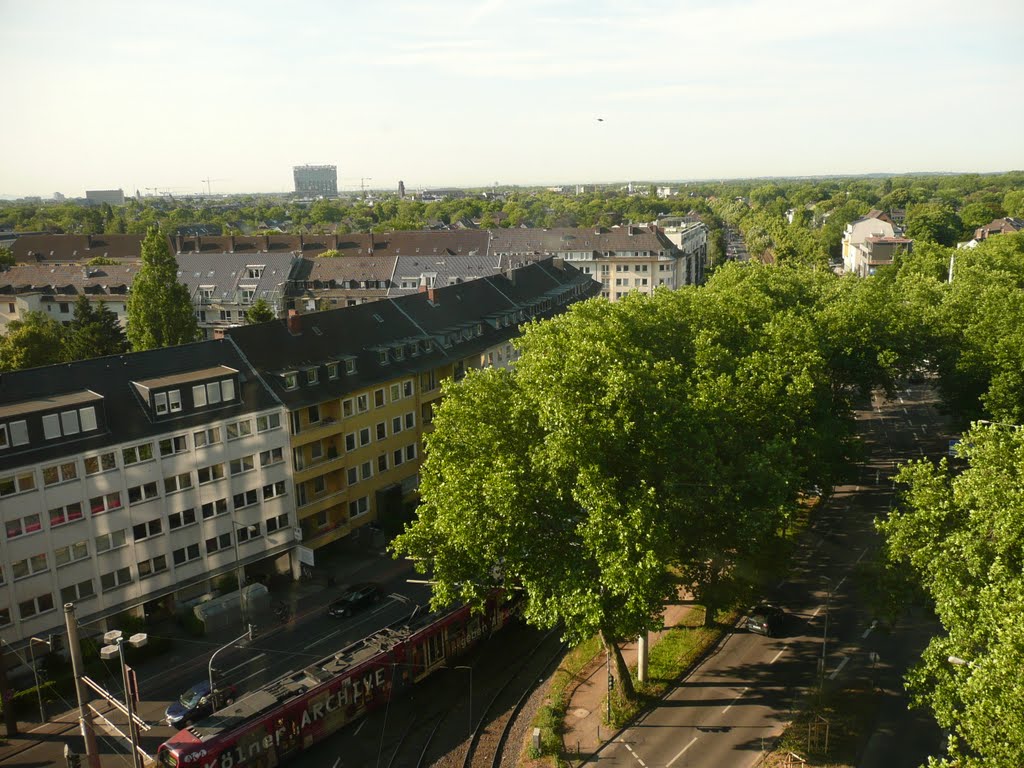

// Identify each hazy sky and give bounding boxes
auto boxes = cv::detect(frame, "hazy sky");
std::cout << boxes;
[2,0,1022,197]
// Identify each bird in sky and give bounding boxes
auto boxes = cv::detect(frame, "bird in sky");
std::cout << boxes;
[596,118,604,122]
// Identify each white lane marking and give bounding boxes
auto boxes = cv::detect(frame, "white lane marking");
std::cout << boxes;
[770,648,786,664]
[862,620,878,639]
[219,653,266,676]
[666,736,699,767]
[812,605,822,617]
[855,547,869,564]
[624,741,648,766]
[233,668,268,687]
[829,656,849,679]
[899,397,904,404]
[835,576,847,590]
[304,629,342,650]
[332,759,341,768]
[903,408,908,416]
[722,687,748,714]
[354,719,366,736]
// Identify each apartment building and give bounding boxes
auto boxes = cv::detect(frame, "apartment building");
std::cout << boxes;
[226,258,600,549]
[0,341,292,647]
[841,210,899,274]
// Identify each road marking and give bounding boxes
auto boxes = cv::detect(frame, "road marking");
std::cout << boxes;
[722,687,748,714]
[220,653,266,676]
[899,397,904,404]
[332,759,341,768]
[305,629,342,650]
[812,605,822,617]
[903,408,908,416]
[624,742,648,766]
[835,576,847,590]
[855,547,869,563]
[354,719,366,736]
[829,656,849,680]
[862,620,878,639]
[770,648,786,664]
[666,736,699,767]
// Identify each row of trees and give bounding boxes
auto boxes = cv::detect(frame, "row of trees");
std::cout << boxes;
[392,262,925,697]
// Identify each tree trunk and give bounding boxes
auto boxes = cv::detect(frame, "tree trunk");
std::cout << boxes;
[600,629,636,700]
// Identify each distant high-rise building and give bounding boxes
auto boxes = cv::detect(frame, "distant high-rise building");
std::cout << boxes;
[85,188,125,205]
[398,180,405,199]
[293,165,337,197]
[53,192,65,202]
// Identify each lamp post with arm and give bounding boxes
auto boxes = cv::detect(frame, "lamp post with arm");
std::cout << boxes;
[99,630,147,768]
[28,636,50,724]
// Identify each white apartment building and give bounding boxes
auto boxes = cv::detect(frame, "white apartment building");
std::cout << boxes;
[841,210,898,275]
[0,341,293,648]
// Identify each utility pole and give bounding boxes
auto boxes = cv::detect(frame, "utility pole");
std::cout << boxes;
[65,603,101,768]
[637,633,649,683]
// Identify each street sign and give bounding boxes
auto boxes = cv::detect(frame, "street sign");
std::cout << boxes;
[296,545,315,567]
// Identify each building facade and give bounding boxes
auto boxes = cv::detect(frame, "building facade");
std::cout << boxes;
[293,165,338,197]
[841,210,898,275]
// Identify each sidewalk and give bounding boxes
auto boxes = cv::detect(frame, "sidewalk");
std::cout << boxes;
[0,539,410,767]
[561,602,698,764]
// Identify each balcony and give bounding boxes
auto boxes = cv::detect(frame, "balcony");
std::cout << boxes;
[294,452,345,483]
[290,417,343,446]
[296,488,347,518]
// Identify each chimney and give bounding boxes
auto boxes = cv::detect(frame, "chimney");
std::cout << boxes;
[427,287,435,302]
[299,234,304,252]
[287,309,301,335]
[552,257,565,271]
[86,234,93,249]
[367,233,374,255]
[330,233,338,249]
[229,235,235,253]
[263,235,271,252]
[194,236,201,254]
[175,234,183,253]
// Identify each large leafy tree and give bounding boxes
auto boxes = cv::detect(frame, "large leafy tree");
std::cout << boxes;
[244,298,275,325]
[0,311,66,371]
[904,202,963,246]
[880,424,1024,767]
[62,295,128,362]
[126,228,200,351]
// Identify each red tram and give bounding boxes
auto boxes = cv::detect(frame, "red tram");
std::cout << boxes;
[156,594,515,768]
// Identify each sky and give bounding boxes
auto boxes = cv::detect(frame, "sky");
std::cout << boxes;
[2,0,1023,198]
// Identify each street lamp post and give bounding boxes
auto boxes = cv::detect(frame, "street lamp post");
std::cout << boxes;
[208,626,253,710]
[99,630,147,768]
[819,577,832,694]
[230,519,249,633]
[28,636,50,723]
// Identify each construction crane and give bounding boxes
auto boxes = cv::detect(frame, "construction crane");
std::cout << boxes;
[360,177,372,197]
[201,177,227,196]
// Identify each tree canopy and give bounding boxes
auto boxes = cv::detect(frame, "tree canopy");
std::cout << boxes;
[62,295,128,361]
[0,311,66,371]
[244,298,275,325]
[125,228,200,351]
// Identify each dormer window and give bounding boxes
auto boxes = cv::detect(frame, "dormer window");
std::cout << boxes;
[241,286,256,304]
[245,265,265,279]
[327,362,339,380]
[153,389,182,415]
[306,368,319,385]
[379,350,389,365]
[345,358,357,375]
[282,371,298,390]
[393,346,405,361]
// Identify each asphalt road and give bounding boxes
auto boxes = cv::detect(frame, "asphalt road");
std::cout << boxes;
[585,382,950,768]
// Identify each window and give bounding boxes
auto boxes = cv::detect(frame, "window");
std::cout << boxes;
[50,502,84,527]
[233,489,258,509]
[240,286,256,304]
[310,441,323,460]
[192,383,208,406]
[154,392,168,414]
[168,508,197,530]
[345,432,356,452]
[4,419,29,447]
[138,555,168,579]
[359,427,371,446]
[404,411,415,429]
[376,422,387,440]
[360,461,372,480]
[379,350,389,365]
[42,461,78,486]
[159,435,188,456]
[95,529,127,553]
[100,567,133,591]
[245,265,264,279]
[306,368,318,385]
[263,481,287,500]
[54,540,89,567]
[0,471,35,497]
[12,553,48,579]
[390,383,401,401]
[90,492,122,515]
[391,416,403,435]
[349,496,369,518]
[127,481,159,505]
[201,498,228,519]
[345,358,357,375]
[226,420,252,440]
[0,608,8,626]
[403,380,414,398]
[266,512,290,533]
[230,455,254,475]
[342,398,354,418]
[313,475,326,494]
[377,453,388,473]
[327,363,339,379]
[206,381,222,405]
[356,394,369,413]
[197,463,225,484]
[84,452,116,475]
[236,523,262,543]
[194,427,221,448]
[257,413,281,432]
[405,443,417,461]
[206,533,233,554]
[123,442,154,466]
[44,408,94,440]
[173,544,201,566]
[282,372,298,390]
[60,579,95,603]
[421,369,438,392]
[307,405,320,424]
[260,447,284,467]
[374,388,386,408]
[19,593,55,619]
[346,467,358,485]
[164,472,193,494]
[393,448,404,466]
[133,518,163,541]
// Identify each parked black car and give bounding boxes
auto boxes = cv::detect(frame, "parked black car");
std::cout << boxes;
[165,680,235,726]
[328,583,382,618]
[745,603,787,637]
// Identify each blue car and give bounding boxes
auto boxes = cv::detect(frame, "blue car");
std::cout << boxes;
[165,680,235,727]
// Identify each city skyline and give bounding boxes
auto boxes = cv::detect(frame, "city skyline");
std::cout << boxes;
[2,0,1023,198]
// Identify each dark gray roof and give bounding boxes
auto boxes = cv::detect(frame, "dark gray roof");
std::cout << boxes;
[388,253,503,296]
[175,252,303,303]
[227,258,600,409]
[0,340,279,471]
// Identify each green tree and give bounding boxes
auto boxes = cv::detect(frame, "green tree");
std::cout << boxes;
[126,228,200,351]
[0,245,14,269]
[0,311,66,371]
[904,202,962,246]
[244,298,275,325]
[62,296,128,362]
[879,424,1024,767]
